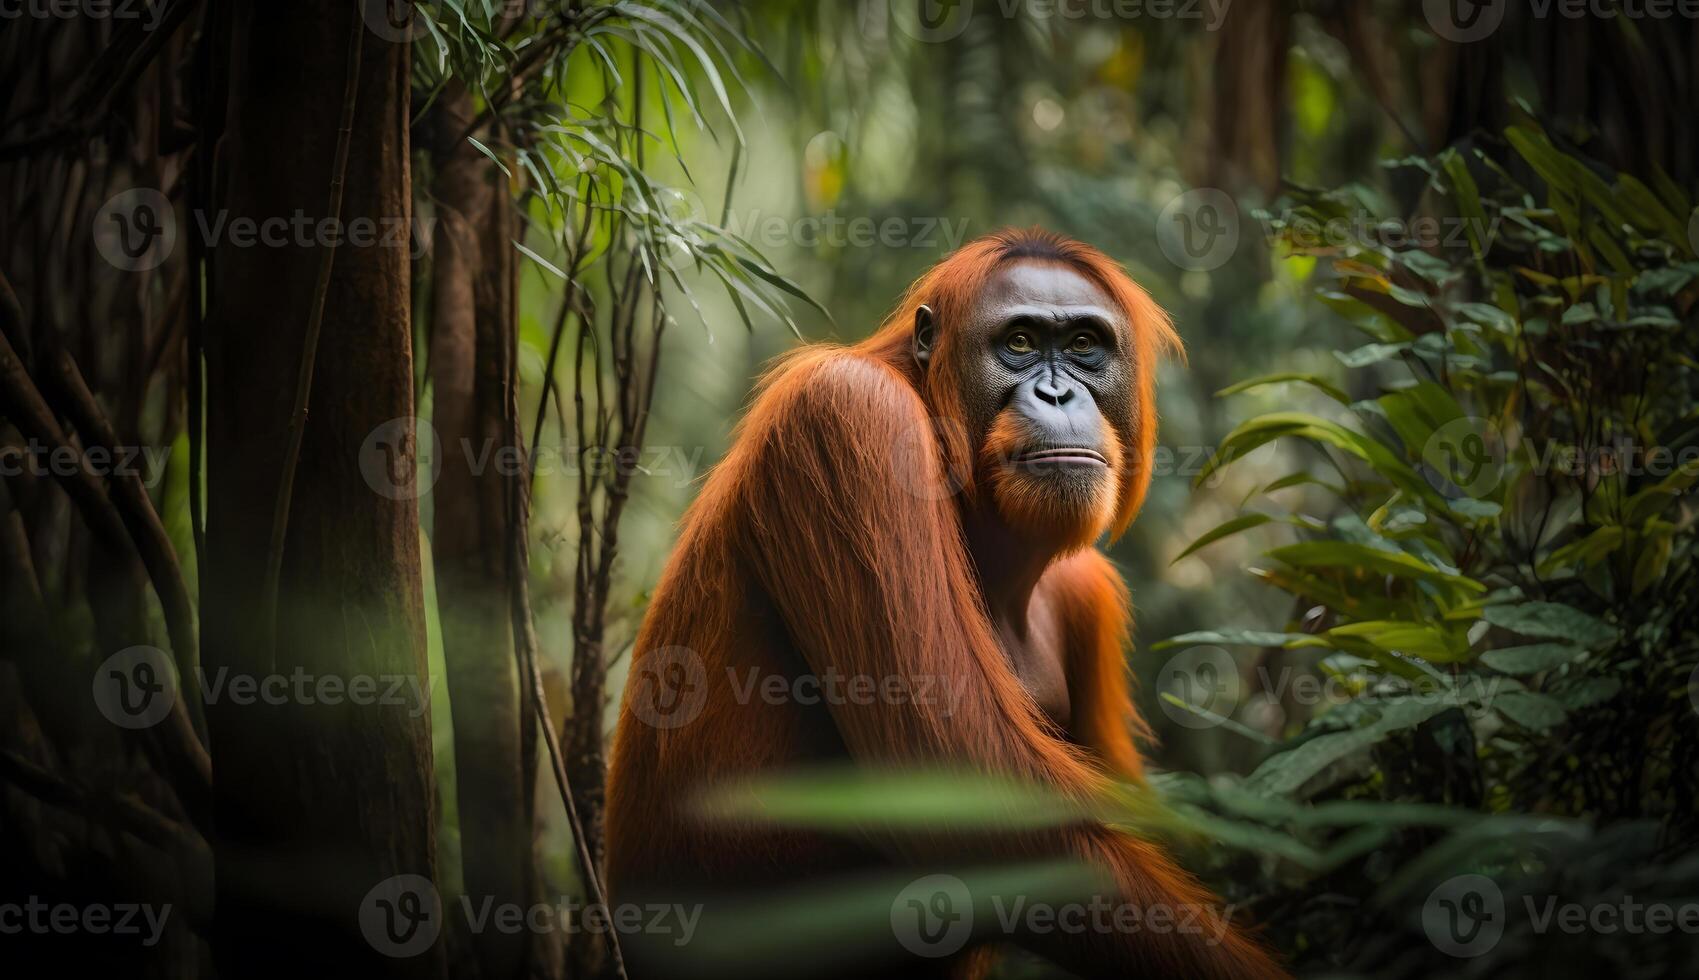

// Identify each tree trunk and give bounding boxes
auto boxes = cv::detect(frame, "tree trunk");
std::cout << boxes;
[200,4,441,977]
[427,85,544,980]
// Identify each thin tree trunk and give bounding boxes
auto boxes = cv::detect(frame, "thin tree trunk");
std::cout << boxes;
[427,84,543,980]
[200,4,441,977]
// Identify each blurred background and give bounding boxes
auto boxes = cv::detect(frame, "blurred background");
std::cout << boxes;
[2,1,1697,977]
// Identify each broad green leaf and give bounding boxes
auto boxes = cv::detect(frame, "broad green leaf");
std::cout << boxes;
[1480,643,1586,675]
[1493,690,1568,730]
[1336,342,1409,368]
[1246,696,1458,796]
[1551,676,1622,709]
[1624,456,1699,524]
[1482,602,1618,650]
[1538,525,1625,573]
[1325,620,1469,663]
[1197,412,1444,509]
[1267,541,1486,593]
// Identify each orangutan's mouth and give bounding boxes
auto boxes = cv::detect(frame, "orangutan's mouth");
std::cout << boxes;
[1011,447,1108,468]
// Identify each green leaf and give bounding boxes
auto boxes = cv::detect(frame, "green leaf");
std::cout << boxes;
[465,135,512,177]
[1439,147,1488,259]
[1171,513,1277,565]
[1216,372,1350,404]
[1262,471,1346,495]
[1448,498,1502,521]
[1482,602,1618,650]
[1624,456,1699,524]
[1492,691,1568,730]
[1197,412,1444,509]
[1538,525,1626,573]
[1336,342,1410,368]
[1152,629,1312,652]
[1377,382,1464,456]
[1266,541,1487,593]
[1246,697,1458,796]
[1551,676,1622,709]
[1324,620,1469,663]
[1480,643,1586,675]
[512,240,568,280]
[699,769,1086,831]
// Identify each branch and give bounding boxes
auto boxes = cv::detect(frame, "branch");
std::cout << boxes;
[0,748,199,855]
[506,262,629,980]
[0,276,212,825]
[43,343,202,726]
[0,0,199,162]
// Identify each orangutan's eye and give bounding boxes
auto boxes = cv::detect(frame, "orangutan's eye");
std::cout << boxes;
[1068,333,1097,353]
[1005,332,1036,355]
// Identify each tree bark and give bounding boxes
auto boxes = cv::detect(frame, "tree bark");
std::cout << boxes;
[427,85,543,980]
[200,3,441,977]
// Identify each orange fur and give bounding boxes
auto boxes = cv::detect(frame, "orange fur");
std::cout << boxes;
[605,231,1283,979]
[981,410,1125,554]
[1041,550,1149,779]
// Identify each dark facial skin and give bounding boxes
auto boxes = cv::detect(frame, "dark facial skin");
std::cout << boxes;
[911,259,1137,724]
[913,259,1133,471]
